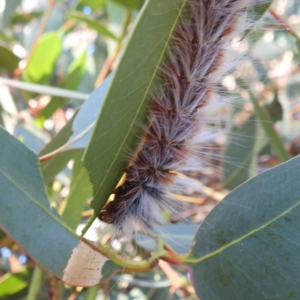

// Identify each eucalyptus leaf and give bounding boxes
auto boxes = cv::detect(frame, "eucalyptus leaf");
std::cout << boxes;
[23,32,62,84]
[222,116,257,190]
[69,11,117,40]
[66,74,112,150]
[0,44,20,72]
[111,0,144,10]
[0,270,30,298]
[61,151,92,230]
[83,0,188,231]
[191,156,300,299]
[0,127,78,278]
[10,11,43,26]
[39,49,87,119]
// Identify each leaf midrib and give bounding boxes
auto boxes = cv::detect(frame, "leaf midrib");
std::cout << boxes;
[188,200,300,263]
[0,167,74,234]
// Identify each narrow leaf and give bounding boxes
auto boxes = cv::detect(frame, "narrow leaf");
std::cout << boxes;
[10,11,43,25]
[111,0,144,10]
[0,77,89,100]
[0,44,20,72]
[69,11,117,40]
[0,270,29,298]
[39,50,87,119]
[39,113,80,184]
[66,74,112,150]
[83,0,187,229]
[222,116,257,190]
[0,127,108,286]
[61,151,92,230]
[23,32,62,84]
[237,79,290,162]
[243,0,274,38]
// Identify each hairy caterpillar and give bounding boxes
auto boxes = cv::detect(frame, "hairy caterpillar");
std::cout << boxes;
[98,0,267,235]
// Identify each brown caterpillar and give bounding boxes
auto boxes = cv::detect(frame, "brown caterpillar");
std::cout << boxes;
[99,0,266,235]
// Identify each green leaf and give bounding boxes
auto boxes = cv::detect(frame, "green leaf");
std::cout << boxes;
[39,49,87,119]
[10,11,43,26]
[222,116,257,190]
[61,151,92,230]
[1,0,21,30]
[69,11,117,40]
[83,0,187,232]
[243,0,274,38]
[0,270,30,298]
[23,32,62,84]
[78,0,106,10]
[111,0,144,10]
[64,50,88,90]
[237,79,290,162]
[0,127,108,287]
[190,156,300,299]
[40,113,80,184]
[0,127,79,278]
[66,74,112,150]
[0,44,20,72]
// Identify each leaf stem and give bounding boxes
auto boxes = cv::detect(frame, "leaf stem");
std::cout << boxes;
[98,242,159,271]
[39,122,95,162]
[269,7,300,44]
[27,266,43,300]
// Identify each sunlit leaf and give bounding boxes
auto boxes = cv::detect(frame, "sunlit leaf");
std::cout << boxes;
[0,270,30,298]
[0,44,20,72]
[23,32,62,84]
[111,0,144,10]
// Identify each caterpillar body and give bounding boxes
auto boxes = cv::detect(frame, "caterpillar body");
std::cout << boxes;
[99,0,265,235]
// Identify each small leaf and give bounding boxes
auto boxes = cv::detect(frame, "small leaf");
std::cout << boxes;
[10,11,42,26]
[69,11,117,40]
[23,32,62,84]
[64,50,87,90]
[237,78,289,162]
[39,113,80,184]
[243,0,274,38]
[61,151,92,230]
[83,0,188,229]
[191,156,300,299]
[39,49,87,119]
[0,270,30,298]
[66,74,112,150]
[78,0,106,10]
[222,116,257,190]
[111,0,144,10]
[0,127,108,286]
[0,43,20,72]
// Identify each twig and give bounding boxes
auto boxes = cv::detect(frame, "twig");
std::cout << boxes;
[269,7,300,44]
[39,122,95,162]
[0,77,88,100]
